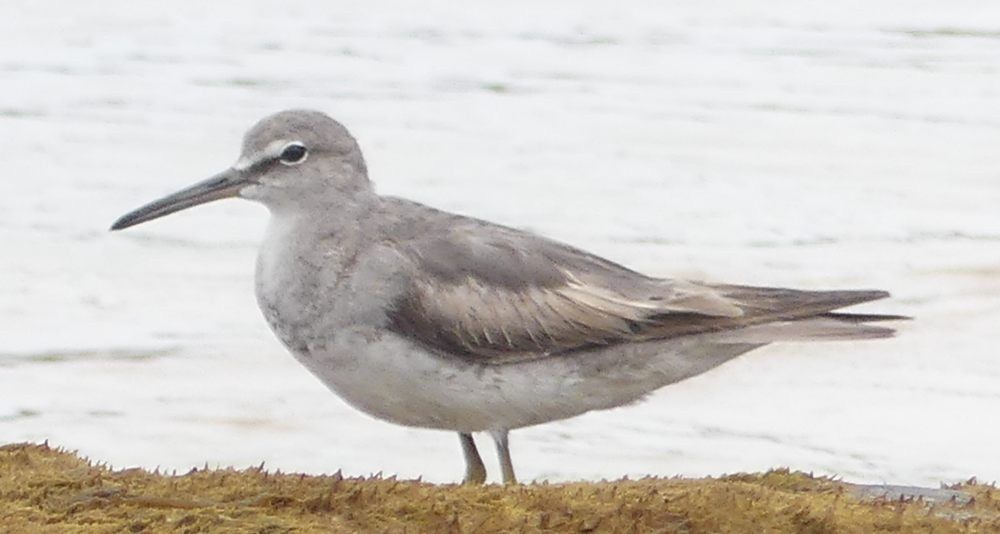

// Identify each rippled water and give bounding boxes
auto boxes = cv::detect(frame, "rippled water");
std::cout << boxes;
[2,1,999,485]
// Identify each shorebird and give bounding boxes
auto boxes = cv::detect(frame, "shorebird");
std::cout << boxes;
[111,109,902,484]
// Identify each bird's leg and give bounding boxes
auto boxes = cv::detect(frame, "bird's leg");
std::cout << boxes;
[459,432,487,485]
[490,429,517,484]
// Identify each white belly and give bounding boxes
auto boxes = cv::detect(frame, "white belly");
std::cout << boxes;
[288,326,751,432]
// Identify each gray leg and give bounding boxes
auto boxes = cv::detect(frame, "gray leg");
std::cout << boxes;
[490,429,517,484]
[459,432,487,484]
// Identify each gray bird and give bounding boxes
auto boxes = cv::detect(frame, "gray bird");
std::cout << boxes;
[111,109,903,484]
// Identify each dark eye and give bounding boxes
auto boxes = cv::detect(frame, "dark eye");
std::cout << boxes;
[279,142,308,165]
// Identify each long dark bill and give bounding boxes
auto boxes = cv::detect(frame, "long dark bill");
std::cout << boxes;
[110,168,247,231]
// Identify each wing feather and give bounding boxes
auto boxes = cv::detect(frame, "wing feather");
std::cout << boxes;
[370,202,903,364]
[383,224,899,364]
[386,227,757,362]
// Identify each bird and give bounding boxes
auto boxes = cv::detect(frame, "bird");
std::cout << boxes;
[111,109,903,484]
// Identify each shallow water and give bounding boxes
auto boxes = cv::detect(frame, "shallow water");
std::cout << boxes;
[1,1,999,485]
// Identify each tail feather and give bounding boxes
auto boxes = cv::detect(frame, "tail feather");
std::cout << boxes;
[822,312,911,323]
[703,286,907,343]
[715,317,898,343]
[635,284,905,343]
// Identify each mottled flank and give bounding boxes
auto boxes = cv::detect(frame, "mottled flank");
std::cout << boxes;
[2,443,998,533]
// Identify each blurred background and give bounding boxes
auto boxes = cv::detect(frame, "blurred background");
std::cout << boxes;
[1,1,998,485]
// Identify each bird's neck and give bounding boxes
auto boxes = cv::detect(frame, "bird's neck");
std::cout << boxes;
[259,189,386,288]
[263,188,380,234]
[255,190,384,344]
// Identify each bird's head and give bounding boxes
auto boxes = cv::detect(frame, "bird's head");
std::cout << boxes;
[111,109,369,231]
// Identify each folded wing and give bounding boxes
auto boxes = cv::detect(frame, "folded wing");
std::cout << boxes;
[386,225,899,364]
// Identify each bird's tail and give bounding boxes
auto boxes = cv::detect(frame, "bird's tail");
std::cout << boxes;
[713,312,908,344]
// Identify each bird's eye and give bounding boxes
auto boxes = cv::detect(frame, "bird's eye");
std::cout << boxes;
[279,142,308,165]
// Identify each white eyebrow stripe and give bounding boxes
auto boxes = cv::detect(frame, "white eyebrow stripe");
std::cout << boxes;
[233,139,293,171]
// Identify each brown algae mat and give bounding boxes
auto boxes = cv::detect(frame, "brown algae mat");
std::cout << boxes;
[1,443,998,533]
